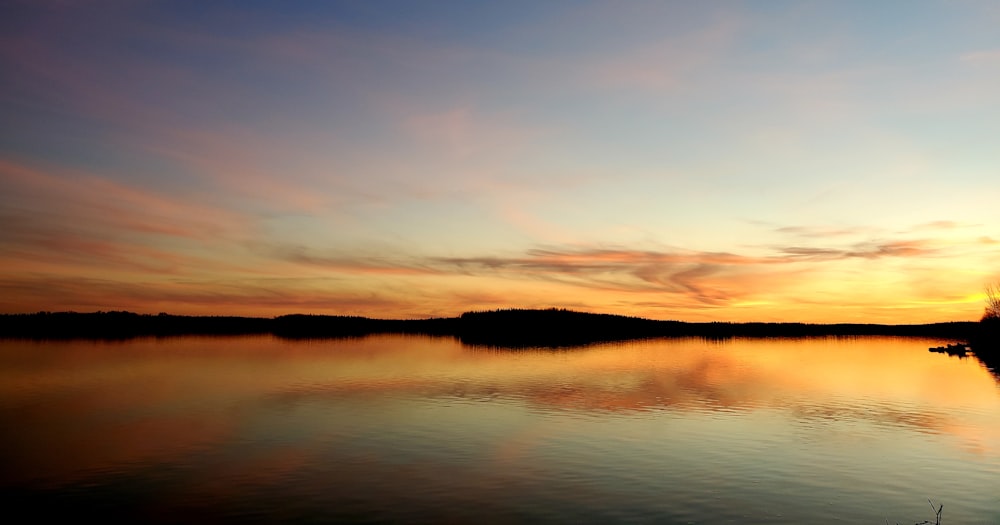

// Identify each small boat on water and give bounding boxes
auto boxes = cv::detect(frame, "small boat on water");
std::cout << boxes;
[929,343,969,356]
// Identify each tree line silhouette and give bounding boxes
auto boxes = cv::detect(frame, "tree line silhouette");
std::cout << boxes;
[0,308,985,347]
[3,307,998,380]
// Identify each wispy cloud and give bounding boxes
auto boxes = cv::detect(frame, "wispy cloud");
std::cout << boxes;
[399,106,541,161]
[585,8,744,94]
[776,240,937,261]
[239,224,984,317]
[276,246,444,277]
[0,157,264,281]
[912,220,963,230]
[427,238,943,307]
[774,225,872,238]
[0,276,402,316]
[960,49,1000,65]
[0,159,251,240]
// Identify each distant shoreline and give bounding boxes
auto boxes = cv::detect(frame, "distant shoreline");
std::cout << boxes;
[0,308,982,346]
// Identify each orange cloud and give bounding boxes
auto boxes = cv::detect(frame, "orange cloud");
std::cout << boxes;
[776,239,937,260]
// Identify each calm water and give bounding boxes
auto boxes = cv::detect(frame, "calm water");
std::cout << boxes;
[1,336,998,524]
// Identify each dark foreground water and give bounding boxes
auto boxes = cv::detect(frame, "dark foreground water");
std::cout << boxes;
[1,336,998,524]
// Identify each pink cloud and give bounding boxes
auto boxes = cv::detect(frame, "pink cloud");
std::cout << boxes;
[585,12,744,94]
[960,49,1000,65]
[0,158,253,242]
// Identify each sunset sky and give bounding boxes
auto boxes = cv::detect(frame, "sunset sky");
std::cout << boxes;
[1,1,998,322]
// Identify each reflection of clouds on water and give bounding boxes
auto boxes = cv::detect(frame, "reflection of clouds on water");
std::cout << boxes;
[3,335,999,493]
[1,336,999,523]
[258,337,1000,455]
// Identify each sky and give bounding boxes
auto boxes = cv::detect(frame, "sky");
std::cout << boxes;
[1,1,998,323]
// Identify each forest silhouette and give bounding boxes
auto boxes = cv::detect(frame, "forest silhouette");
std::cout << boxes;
[2,308,998,380]
[0,307,986,342]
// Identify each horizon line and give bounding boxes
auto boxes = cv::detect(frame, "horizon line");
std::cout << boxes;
[1,307,983,327]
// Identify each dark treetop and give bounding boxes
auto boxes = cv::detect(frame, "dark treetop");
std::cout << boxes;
[0,308,984,345]
[3,309,998,379]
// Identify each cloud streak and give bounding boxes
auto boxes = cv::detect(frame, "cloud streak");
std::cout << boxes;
[776,240,937,261]
[417,235,951,310]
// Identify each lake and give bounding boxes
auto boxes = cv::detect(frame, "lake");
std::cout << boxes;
[1,335,998,523]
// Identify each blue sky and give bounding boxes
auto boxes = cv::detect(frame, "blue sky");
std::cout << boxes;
[1,1,998,321]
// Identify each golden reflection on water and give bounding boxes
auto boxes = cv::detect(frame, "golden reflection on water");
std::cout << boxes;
[1,335,998,500]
